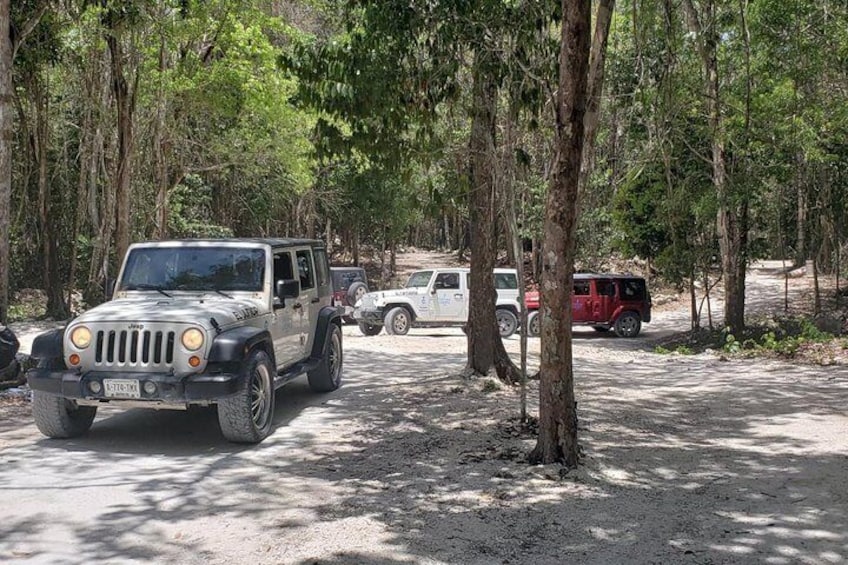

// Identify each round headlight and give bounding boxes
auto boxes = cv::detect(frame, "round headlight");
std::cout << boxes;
[70,326,92,349]
[181,328,204,351]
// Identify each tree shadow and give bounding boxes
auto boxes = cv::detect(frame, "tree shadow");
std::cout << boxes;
[0,340,846,563]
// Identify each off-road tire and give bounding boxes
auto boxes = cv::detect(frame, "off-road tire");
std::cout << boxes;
[496,309,518,338]
[384,307,412,336]
[358,322,382,336]
[527,311,540,337]
[308,324,343,392]
[346,281,368,306]
[218,349,275,443]
[614,312,642,338]
[32,391,97,439]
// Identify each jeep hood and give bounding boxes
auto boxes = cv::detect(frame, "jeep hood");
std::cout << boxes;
[72,296,265,331]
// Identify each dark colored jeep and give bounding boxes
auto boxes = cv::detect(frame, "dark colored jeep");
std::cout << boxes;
[330,266,369,322]
[27,238,342,443]
[525,274,652,337]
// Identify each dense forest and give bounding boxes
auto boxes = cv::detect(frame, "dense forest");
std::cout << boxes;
[2,0,847,328]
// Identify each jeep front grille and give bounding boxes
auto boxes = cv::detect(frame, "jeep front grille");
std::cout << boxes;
[94,329,176,368]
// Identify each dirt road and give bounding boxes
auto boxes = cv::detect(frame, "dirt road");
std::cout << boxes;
[1,262,847,564]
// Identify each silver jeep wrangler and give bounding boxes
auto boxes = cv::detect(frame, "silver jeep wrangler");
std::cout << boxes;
[27,238,342,443]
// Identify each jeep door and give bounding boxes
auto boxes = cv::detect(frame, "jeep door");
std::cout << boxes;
[572,280,592,323]
[592,279,615,323]
[295,248,319,357]
[271,250,301,367]
[431,271,466,322]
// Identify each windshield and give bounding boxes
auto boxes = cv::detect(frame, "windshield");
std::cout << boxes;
[118,246,266,292]
[406,271,434,288]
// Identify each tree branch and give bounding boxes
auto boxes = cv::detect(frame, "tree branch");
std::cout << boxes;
[11,1,49,61]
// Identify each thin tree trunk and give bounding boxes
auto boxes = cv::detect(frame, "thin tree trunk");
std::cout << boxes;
[153,24,169,240]
[683,0,746,334]
[529,0,591,468]
[578,0,615,196]
[465,47,518,383]
[0,0,12,322]
[106,26,136,267]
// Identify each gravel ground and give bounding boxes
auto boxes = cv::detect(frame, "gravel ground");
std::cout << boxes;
[0,260,846,564]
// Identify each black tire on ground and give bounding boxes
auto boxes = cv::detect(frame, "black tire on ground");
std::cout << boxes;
[308,324,343,392]
[592,325,611,332]
[527,310,540,337]
[32,391,97,439]
[384,307,412,336]
[496,309,518,338]
[358,322,382,336]
[346,281,368,306]
[218,349,275,443]
[614,312,642,338]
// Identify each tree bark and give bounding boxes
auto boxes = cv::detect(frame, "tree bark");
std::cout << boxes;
[153,23,169,240]
[106,22,136,267]
[0,0,12,322]
[578,0,615,196]
[465,47,519,384]
[30,74,68,319]
[529,0,591,468]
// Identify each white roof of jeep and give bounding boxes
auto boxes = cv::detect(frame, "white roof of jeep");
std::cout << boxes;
[127,238,325,250]
[410,267,517,274]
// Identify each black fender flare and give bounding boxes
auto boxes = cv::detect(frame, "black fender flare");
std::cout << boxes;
[29,329,65,364]
[207,326,274,366]
[310,306,342,359]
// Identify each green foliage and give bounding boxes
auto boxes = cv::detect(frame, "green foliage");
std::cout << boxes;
[168,175,233,239]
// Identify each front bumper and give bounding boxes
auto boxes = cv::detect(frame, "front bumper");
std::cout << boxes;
[27,365,244,404]
[353,307,384,324]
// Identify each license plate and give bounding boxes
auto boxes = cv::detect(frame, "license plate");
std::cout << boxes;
[103,379,140,398]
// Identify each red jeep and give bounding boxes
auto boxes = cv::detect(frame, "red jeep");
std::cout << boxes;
[525,274,651,337]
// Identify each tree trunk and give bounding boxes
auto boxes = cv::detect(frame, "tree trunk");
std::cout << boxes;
[106,27,136,267]
[529,0,591,468]
[31,75,68,319]
[578,0,615,196]
[153,27,169,240]
[0,0,12,322]
[683,0,746,334]
[465,47,518,383]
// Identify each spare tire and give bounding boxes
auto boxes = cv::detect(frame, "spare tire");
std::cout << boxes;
[346,281,368,306]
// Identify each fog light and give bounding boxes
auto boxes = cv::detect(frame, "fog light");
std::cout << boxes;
[89,381,102,394]
[188,356,201,368]
[68,354,80,366]
[143,381,157,395]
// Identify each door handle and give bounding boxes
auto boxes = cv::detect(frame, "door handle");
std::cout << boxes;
[454,294,463,299]
[311,297,320,303]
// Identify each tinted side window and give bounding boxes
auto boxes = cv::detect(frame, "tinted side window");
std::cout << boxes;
[595,280,615,296]
[296,250,315,290]
[313,248,329,288]
[434,272,460,290]
[273,252,294,283]
[620,279,646,301]
[494,273,518,289]
[573,281,590,296]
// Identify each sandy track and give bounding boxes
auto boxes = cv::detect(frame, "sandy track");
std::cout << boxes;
[0,261,846,564]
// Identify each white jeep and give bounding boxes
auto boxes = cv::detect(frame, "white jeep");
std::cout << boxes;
[27,238,342,443]
[353,267,521,337]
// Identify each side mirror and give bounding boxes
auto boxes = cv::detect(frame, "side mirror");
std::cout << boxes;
[276,279,300,301]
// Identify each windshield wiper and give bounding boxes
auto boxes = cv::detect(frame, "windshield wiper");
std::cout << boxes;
[208,289,233,299]
[125,283,172,298]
